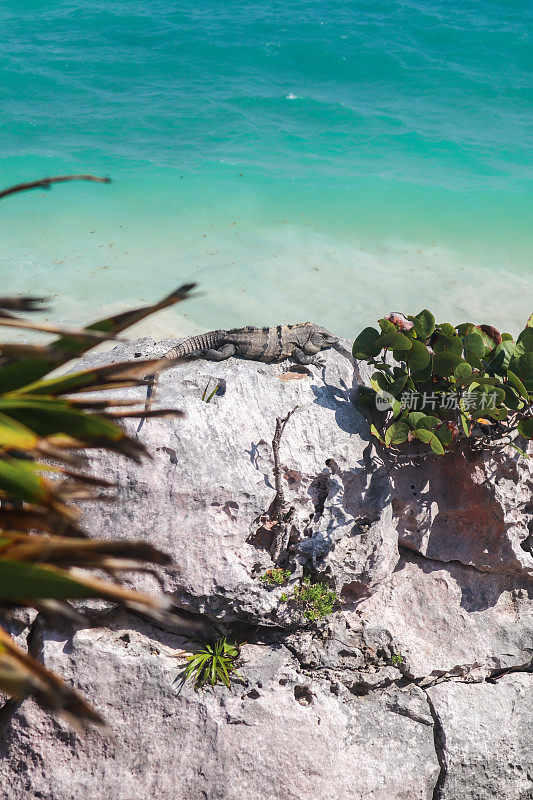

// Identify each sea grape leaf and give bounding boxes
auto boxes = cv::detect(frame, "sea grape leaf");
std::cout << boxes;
[486,340,515,375]
[456,322,476,337]
[461,375,500,387]
[407,412,427,428]
[433,351,463,377]
[507,370,529,401]
[460,412,471,438]
[464,350,484,370]
[436,425,453,449]
[433,332,463,356]
[486,407,508,421]
[454,362,472,383]
[415,415,440,431]
[468,385,506,411]
[404,339,431,371]
[377,319,412,351]
[509,353,533,392]
[390,333,413,352]
[391,397,404,418]
[369,424,385,445]
[476,327,499,352]
[515,328,533,357]
[517,417,533,439]
[503,384,524,411]
[385,422,409,447]
[408,310,435,340]
[376,319,400,348]
[463,331,487,359]
[412,428,445,455]
[352,327,381,360]
[411,360,433,383]
[438,323,457,338]
[370,370,407,398]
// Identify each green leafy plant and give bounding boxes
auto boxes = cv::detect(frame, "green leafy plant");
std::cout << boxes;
[183,637,243,690]
[260,567,291,586]
[353,310,533,455]
[0,175,197,727]
[281,577,341,621]
[391,653,404,666]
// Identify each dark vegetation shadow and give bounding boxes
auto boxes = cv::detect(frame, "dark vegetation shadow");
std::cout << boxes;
[310,367,368,437]
[393,550,532,613]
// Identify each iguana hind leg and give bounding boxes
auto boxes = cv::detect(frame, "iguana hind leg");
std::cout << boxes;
[205,343,236,361]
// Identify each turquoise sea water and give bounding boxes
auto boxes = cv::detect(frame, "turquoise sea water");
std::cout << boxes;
[1,1,531,337]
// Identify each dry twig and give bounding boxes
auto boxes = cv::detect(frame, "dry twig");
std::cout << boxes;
[0,174,111,200]
[269,407,298,563]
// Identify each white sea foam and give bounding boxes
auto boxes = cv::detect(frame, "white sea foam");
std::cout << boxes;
[2,223,530,342]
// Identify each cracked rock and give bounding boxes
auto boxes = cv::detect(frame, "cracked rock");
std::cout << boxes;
[355,550,533,678]
[426,674,533,800]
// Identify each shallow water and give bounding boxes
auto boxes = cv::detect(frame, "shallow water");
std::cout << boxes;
[1,1,531,337]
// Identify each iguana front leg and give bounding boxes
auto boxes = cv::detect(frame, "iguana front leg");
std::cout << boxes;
[204,343,236,361]
[137,370,160,433]
[292,347,325,367]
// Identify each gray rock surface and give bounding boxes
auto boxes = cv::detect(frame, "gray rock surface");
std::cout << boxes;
[0,337,531,800]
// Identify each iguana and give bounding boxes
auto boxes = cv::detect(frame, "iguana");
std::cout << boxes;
[139,323,338,427]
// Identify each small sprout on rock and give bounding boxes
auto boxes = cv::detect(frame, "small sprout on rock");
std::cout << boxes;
[202,381,220,403]
[260,568,291,586]
[391,653,404,666]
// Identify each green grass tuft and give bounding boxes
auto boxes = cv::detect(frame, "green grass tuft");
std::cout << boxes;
[183,637,243,691]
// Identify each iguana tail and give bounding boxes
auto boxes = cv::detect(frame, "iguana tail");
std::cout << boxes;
[137,331,222,432]
[165,330,223,359]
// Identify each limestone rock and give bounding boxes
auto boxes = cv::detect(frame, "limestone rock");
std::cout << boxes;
[0,614,440,800]
[0,336,530,799]
[355,550,533,679]
[74,338,531,677]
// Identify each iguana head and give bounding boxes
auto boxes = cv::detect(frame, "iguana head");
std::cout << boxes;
[309,325,338,348]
